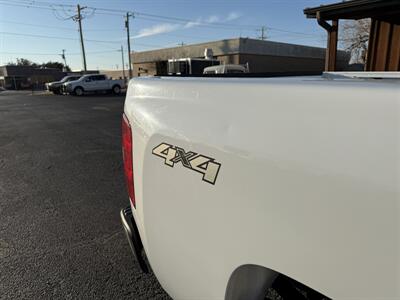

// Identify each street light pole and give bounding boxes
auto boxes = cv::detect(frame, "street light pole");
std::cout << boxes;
[125,12,133,78]
[120,45,126,81]
[61,49,68,71]
[258,26,267,41]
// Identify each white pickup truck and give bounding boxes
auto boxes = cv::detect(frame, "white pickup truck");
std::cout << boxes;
[120,72,400,300]
[63,74,124,96]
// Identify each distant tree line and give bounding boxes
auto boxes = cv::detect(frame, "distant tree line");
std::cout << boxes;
[7,58,71,72]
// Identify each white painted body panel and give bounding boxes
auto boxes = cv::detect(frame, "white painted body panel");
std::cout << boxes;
[124,76,400,300]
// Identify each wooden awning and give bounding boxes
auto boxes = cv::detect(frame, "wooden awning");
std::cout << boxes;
[304,0,400,71]
[304,0,400,23]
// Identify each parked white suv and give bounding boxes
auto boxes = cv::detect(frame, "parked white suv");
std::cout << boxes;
[63,74,125,96]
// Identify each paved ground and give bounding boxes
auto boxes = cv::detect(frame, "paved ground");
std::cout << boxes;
[0,91,170,299]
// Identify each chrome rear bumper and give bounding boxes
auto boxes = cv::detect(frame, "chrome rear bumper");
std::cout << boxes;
[120,206,149,273]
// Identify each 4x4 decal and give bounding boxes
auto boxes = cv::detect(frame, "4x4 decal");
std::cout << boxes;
[152,143,221,185]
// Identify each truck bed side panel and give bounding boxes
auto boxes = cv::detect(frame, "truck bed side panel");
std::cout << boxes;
[124,77,400,300]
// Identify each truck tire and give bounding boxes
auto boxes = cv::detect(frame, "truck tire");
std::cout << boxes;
[112,85,121,95]
[74,87,84,96]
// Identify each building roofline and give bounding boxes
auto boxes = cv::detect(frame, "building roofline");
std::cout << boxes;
[134,37,331,55]
[133,38,240,56]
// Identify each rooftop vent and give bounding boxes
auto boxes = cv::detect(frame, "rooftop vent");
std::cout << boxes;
[204,48,214,60]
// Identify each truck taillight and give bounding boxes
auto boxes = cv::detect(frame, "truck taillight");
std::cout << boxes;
[122,113,136,207]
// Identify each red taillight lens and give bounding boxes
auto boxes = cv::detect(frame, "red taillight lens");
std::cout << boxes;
[122,113,136,207]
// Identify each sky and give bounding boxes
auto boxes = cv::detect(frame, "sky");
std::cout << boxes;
[0,0,338,71]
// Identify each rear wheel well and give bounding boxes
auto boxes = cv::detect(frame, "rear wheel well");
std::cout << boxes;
[225,265,330,300]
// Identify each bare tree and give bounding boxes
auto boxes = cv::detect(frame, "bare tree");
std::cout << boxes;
[340,19,371,64]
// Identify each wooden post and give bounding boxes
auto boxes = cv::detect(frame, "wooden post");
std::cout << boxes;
[325,20,338,71]
[317,12,339,72]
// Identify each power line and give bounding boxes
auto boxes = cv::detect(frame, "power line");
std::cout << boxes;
[0,0,75,9]
[264,26,319,37]
[83,5,258,29]
[15,1,245,28]
[0,31,163,47]
[0,31,112,43]
[0,0,323,59]
[0,50,121,56]
[0,0,75,12]
[0,31,81,41]
[0,0,319,36]
[71,5,321,36]
[52,7,75,21]
[0,20,122,32]
[133,15,257,32]
[88,11,125,18]
[0,0,236,29]
[0,20,77,31]
[0,51,62,56]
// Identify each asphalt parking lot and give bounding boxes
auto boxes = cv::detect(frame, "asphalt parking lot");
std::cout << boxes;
[0,91,170,299]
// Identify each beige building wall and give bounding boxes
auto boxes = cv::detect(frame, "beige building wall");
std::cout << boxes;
[132,54,325,76]
[132,62,160,77]
[238,54,325,73]
[100,70,127,79]
[130,38,350,76]
[132,54,240,77]
[216,54,240,65]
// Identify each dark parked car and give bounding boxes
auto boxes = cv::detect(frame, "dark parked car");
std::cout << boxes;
[45,75,81,94]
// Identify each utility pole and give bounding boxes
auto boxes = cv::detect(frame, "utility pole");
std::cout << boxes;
[60,49,68,70]
[258,26,267,41]
[76,4,87,72]
[125,12,133,78]
[120,45,126,81]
